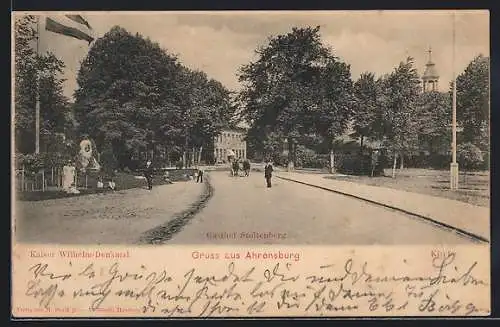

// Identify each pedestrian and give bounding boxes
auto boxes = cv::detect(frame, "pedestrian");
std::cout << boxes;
[196,167,204,183]
[243,159,250,176]
[106,169,117,191]
[232,159,239,177]
[97,176,104,189]
[144,160,154,190]
[371,150,379,177]
[264,160,273,188]
[108,178,116,191]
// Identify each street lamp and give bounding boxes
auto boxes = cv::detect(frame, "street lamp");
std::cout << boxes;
[35,16,41,154]
[450,12,459,190]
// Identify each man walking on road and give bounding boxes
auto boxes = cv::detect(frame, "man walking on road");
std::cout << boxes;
[232,159,240,177]
[144,160,154,190]
[243,159,250,177]
[264,161,273,188]
[196,167,204,183]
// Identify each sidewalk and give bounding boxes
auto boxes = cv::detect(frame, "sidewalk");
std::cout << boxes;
[276,171,490,242]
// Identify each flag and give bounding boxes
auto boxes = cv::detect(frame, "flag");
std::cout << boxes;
[65,15,92,30]
[45,14,94,44]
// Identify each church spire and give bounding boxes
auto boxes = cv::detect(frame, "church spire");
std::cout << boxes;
[422,46,439,92]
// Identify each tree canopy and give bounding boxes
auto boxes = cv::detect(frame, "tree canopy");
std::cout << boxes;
[14,15,73,154]
[352,72,382,147]
[456,54,489,146]
[74,26,235,168]
[416,90,451,154]
[15,18,489,173]
[378,58,421,157]
[238,26,353,163]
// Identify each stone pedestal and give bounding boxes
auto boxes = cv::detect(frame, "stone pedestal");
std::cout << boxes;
[450,162,459,190]
[330,151,335,174]
[62,165,75,191]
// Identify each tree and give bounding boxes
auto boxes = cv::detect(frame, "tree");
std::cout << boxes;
[74,26,182,168]
[14,15,73,154]
[457,142,484,183]
[178,69,234,167]
[75,26,234,170]
[100,144,118,180]
[415,91,451,155]
[456,55,489,147]
[262,131,286,164]
[379,58,421,175]
[238,26,353,170]
[14,15,37,153]
[352,72,381,150]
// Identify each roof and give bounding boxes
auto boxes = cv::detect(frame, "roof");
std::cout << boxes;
[334,134,383,150]
[422,62,439,80]
[221,126,247,133]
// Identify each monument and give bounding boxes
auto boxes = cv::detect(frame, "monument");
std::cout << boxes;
[61,138,102,193]
[79,138,101,172]
[62,161,79,194]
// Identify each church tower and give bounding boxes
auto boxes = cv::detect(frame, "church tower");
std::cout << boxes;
[422,47,440,92]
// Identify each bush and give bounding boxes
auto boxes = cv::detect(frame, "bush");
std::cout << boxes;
[267,152,288,166]
[295,146,318,168]
[458,142,484,172]
[337,151,385,176]
[16,153,44,175]
[481,151,490,170]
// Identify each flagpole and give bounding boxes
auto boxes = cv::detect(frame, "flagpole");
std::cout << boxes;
[35,15,40,154]
[450,12,459,190]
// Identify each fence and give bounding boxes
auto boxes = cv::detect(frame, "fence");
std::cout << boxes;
[14,166,95,192]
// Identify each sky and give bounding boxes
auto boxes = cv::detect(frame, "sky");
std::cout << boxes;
[21,10,489,100]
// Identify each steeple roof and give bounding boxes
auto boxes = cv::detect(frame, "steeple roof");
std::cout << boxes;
[422,47,439,80]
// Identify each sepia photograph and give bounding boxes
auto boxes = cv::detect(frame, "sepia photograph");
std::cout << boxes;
[11,10,492,319]
[12,11,490,246]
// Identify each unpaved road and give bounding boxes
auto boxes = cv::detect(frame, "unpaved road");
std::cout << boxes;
[14,181,204,245]
[169,171,472,245]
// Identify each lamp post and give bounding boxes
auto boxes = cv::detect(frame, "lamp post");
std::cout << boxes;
[450,12,459,190]
[35,16,41,154]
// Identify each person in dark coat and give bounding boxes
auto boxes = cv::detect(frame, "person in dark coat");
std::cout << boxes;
[144,160,154,190]
[196,167,204,183]
[232,159,240,177]
[264,161,273,188]
[243,159,250,177]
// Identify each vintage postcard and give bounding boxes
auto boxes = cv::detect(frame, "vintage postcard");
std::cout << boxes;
[11,10,490,318]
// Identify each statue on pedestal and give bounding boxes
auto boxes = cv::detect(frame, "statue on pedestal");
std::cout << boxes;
[79,138,101,171]
[62,160,80,194]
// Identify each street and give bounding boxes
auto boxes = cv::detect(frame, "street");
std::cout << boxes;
[169,171,471,245]
[14,170,474,245]
[15,181,204,245]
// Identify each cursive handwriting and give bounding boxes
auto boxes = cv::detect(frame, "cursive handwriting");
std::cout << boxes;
[20,255,489,317]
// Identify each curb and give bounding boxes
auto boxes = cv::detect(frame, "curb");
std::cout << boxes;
[276,175,489,244]
[137,175,214,245]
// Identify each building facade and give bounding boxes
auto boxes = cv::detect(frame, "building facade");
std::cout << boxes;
[213,128,247,163]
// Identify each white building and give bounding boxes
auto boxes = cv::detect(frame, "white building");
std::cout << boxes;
[213,127,247,163]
